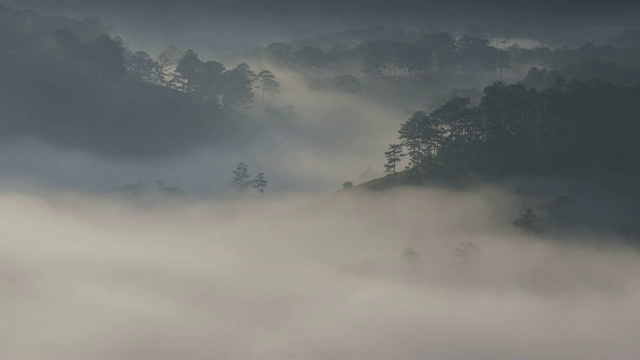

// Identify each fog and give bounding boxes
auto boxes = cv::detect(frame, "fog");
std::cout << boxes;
[2,1,638,194]
[2,187,639,359]
[0,66,404,194]
[3,1,640,358]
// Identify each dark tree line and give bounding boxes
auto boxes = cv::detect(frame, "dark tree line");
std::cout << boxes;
[127,47,280,109]
[508,42,640,69]
[0,5,280,158]
[258,27,640,82]
[391,80,640,180]
[0,4,111,43]
[257,33,510,77]
[522,59,640,89]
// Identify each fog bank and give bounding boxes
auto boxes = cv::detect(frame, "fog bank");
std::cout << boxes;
[1,187,639,359]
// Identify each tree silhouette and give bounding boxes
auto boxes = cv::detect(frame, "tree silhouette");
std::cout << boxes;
[384,144,405,174]
[83,34,126,80]
[232,162,251,194]
[263,42,295,66]
[222,63,256,108]
[252,172,268,201]
[256,70,280,106]
[157,45,183,86]
[197,60,226,103]
[173,49,203,93]
[126,51,161,83]
[390,77,640,181]
[295,46,325,75]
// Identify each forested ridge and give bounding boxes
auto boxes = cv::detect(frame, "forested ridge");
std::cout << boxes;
[386,80,640,181]
[4,3,640,184]
[0,4,279,158]
[256,27,640,80]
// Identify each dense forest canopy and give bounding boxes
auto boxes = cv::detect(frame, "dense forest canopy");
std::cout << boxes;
[392,80,640,180]
[0,4,282,158]
[254,26,640,87]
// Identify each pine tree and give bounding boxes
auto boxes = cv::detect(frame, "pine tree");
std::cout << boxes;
[232,162,251,194]
[157,45,183,87]
[222,63,256,109]
[384,144,405,174]
[252,172,268,201]
[256,70,280,106]
[172,49,203,93]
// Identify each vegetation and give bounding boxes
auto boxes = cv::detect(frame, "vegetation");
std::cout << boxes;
[0,5,280,158]
[521,60,640,88]
[252,172,268,200]
[384,144,405,175]
[256,70,281,106]
[232,162,252,194]
[388,80,640,181]
[232,162,269,198]
[258,32,510,77]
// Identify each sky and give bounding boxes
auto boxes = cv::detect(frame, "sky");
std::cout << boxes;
[6,0,640,53]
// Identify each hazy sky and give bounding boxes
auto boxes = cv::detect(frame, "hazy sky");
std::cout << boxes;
[6,0,640,54]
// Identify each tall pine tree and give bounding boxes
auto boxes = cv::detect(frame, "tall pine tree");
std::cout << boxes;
[384,144,405,174]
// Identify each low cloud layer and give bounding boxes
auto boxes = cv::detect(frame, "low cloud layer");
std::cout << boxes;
[0,67,406,194]
[1,187,639,359]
